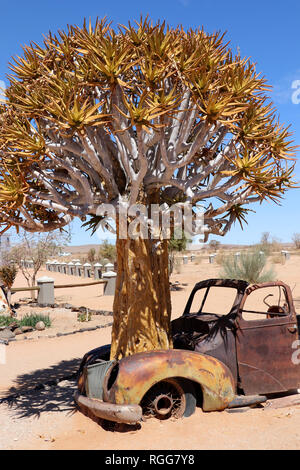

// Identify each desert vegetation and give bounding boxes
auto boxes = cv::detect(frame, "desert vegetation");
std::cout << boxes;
[292,233,300,250]
[220,249,276,284]
[0,313,51,328]
[0,263,17,302]
[3,230,69,298]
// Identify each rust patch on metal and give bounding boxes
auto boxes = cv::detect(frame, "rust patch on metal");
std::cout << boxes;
[103,349,235,412]
[74,391,142,424]
[237,281,300,394]
[79,278,300,420]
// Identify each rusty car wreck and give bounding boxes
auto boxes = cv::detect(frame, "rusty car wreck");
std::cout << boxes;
[75,278,300,425]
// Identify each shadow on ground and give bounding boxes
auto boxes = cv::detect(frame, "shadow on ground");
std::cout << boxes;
[76,400,142,433]
[1,358,81,419]
[1,358,141,433]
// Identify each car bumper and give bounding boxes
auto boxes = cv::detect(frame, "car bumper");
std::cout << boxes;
[74,391,143,425]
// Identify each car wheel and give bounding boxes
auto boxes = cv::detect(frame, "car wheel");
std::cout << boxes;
[141,377,196,420]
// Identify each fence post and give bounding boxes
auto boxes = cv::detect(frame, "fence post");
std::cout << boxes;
[37,276,55,306]
[281,250,290,261]
[52,260,59,272]
[93,263,103,280]
[47,261,52,272]
[75,262,82,276]
[61,262,68,274]
[103,271,117,295]
[209,253,216,264]
[83,263,92,278]
[56,262,62,274]
[67,262,75,275]
[104,262,114,272]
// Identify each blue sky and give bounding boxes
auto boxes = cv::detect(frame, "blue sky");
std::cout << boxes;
[1,0,299,246]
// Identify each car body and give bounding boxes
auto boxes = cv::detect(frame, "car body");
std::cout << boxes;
[75,278,300,425]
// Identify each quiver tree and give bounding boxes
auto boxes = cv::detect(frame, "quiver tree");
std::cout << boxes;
[0,18,296,359]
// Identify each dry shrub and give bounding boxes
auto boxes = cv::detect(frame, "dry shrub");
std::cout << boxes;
[292,233,300,250]
[271,254,284,265]
[220,250,276,284]
[270,239,282,253]
[215,251,226,265]
[174,258,182,274]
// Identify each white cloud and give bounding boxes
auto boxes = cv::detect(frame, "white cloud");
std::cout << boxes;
[291,79,300,105]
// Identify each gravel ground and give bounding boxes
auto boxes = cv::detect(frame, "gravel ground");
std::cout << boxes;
[0,379,77,450]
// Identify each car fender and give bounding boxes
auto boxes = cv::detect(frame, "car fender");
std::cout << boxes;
[103,349,235,412]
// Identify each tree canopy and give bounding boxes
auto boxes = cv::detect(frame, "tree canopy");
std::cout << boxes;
[0,17,296,240]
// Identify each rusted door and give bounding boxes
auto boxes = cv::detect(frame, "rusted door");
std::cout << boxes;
[236,283,300,395]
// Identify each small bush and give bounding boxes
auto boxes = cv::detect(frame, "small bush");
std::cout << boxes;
[174,258,182,274]
[209,240,221,252]
[0,264,17,289]
[19,314,51,328]
[270,238,282,253]
[0,316,16,327]
[98,240,116,263]
[254,234,282,256]
[215,251,226,265]
[87,248,96,263]
[220,250,276,284]
[292,233,300,250]
[77,310,91,322]
[271,254,284,265]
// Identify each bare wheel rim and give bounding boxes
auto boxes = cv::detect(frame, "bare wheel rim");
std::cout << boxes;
[141,379,186,420]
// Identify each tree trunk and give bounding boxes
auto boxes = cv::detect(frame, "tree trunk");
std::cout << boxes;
[110,234,172,360]
[6,289,12,306]
[31,274,36,300]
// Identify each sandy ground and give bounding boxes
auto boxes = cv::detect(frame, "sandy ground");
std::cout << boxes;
[1,255,300,450]
[5,269,114,341]
[12,268,114,311]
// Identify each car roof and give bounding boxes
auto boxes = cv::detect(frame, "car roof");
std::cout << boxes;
[192,278,249,293]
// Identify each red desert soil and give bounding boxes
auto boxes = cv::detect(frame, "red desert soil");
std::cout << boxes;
[1,255,300,449]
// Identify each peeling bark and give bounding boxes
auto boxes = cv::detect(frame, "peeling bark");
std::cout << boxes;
[110,231,172,360]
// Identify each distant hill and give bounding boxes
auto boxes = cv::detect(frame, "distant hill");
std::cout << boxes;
[65,241,295,255]
[63,244,101,254]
